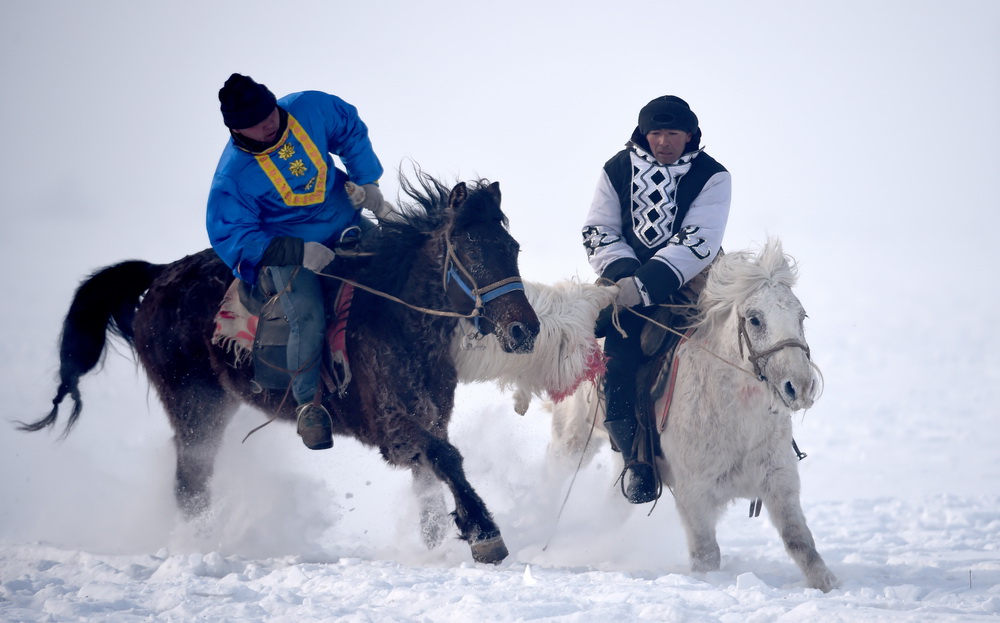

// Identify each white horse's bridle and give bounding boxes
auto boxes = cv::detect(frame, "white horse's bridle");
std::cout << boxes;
[737,314,811,382]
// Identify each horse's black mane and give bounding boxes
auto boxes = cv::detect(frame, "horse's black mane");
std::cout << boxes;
[393,170,507,233]
[335,169,507,320]
[342,171,505,302]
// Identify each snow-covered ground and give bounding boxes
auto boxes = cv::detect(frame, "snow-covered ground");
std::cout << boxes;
[1,369,999,623]
[3,1,999,621]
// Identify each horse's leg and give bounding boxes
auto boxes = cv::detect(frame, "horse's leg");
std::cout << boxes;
[762,472,839,592]
[419,434,507,564]
[158,379,239,518]
[546,382,605,479]
[673,487,724,572]
[124,250,243,519]
[384,418,506,564]
[411,464,449,549]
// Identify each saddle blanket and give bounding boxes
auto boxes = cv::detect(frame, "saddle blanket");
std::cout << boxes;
[212,280,257,360]
[656,327,696,433]
[211,279,354,394]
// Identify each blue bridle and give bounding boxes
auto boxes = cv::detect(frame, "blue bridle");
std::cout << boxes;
[446,264,525,334]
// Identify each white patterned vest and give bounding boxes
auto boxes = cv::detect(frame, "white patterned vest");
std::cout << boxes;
[603,144,726,264]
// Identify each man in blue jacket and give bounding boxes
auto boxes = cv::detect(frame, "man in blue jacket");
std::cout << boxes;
[207,73,387,451]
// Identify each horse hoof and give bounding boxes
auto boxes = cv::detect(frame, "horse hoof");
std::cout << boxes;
[810,568,840,593]
[470,534,509,565]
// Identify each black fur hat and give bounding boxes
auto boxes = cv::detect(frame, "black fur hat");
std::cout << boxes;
[637,95,699,136]
[218,73,277,130]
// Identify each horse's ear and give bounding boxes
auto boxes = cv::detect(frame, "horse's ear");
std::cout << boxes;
[487,181,501,203]
[448,182,468,212]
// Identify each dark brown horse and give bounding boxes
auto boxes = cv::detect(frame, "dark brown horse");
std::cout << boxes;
[19,173,539,564]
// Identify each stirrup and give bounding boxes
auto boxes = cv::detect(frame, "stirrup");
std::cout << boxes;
[622,461,658,505]
[338,225,362,248]
[296,403,333,450]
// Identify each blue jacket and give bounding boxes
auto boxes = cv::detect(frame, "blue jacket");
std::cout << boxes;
[206,90,384,283]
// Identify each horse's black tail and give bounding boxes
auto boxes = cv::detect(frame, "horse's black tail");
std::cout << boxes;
[17,260,166,438]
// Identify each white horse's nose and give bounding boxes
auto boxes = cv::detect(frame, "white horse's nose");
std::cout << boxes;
[779,370,815,410]
[783,379,799,402]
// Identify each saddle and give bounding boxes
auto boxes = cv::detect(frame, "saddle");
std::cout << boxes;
[212,272,355,397]
[213,224,375,397]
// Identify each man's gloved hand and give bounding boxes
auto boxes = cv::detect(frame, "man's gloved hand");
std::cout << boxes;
[302,241,336,273]
[615,276,643,308]
[359,183,389,218]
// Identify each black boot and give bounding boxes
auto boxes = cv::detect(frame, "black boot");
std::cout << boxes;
[625,462,657,504]
[605,418,657,504]
[296,403,333,450]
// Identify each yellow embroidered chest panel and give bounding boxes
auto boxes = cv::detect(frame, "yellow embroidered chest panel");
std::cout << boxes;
[254,114,328,206]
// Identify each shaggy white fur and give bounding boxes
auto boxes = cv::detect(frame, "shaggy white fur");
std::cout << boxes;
[451,279,616,415]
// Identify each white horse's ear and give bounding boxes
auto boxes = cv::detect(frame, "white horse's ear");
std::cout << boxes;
[448,182,468,213]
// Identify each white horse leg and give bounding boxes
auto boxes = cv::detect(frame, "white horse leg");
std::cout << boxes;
[673,489,724,572]
[411,465,449,550]
[546,383,605,478]
[762,477,839,592]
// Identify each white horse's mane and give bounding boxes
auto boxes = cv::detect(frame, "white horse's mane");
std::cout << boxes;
[452,278,615,414]
[694,237,798,335]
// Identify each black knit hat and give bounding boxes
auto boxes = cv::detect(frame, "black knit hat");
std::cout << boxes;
[637,95,699,136]
[218,73,277,130]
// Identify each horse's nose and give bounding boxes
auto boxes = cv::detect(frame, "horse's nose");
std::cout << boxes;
[783,380,798,402]
[507,321,536,353]
[781,377,815,410]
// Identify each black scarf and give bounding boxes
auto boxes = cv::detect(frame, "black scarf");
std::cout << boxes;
[231,107,289,154]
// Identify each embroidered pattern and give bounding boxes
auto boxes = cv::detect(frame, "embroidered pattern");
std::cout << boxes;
[254,114,328,206]
[629,148,694,249]
[278,144,295,160]
[669,225,711,260]
[582,225,623,257]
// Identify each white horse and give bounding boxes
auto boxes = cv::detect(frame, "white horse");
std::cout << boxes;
[455,238,838,592]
